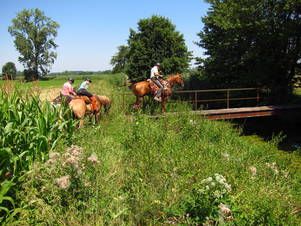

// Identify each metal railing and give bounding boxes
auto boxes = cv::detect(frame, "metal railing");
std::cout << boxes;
[120,87,263,110]
[173,88,261,109]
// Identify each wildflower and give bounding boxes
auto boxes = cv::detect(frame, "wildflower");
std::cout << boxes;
[224,183,232,192]
[64,155,80,169]
[87,153,99,164]
[219,203,232,216]
[221,152,230,160]
[49,152,60,160]
[266,162,279,175]
[153,200,161,204]
[249,166,257,177]
[213,190,221,198]
[46,152,60,165]
[55,175,70,189]
[67,145,82,157]
[189,119,196,125]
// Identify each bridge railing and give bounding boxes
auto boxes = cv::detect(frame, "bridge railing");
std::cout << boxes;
[172,87,261,110]
[120,87,265,111]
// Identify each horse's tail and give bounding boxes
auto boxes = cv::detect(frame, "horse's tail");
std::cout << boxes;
[104,102,111,114]
[97,95,111,114]
[128,82,134,90]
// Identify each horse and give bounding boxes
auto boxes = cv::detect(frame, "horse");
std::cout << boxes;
[53,95,103,127]
[130,73,184,112]
[97,95,111,114]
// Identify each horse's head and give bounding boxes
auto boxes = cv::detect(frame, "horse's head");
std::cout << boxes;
[167,73,184,88]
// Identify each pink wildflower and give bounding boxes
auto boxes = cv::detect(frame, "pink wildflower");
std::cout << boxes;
[87,153,99,164]
[55,175,70,189]
[67,145,82,157]
[219,203,231,216]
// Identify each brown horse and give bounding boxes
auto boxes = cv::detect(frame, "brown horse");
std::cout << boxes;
[131,73,184,112]
[97,95,111,114]
[66,95,102,127]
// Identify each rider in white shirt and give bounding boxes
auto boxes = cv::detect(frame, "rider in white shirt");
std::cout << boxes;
[150,63,164,102]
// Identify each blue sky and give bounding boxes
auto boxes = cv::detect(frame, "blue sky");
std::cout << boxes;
[0,0,209,72]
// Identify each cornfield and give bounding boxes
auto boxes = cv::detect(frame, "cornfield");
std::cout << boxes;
[0,88,76,222]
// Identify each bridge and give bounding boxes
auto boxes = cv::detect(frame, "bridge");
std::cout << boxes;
[192,105,301,120]
[168,88,301,120]
[122,87,301,120]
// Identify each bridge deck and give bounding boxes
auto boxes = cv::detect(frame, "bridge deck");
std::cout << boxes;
[197,105,301,120]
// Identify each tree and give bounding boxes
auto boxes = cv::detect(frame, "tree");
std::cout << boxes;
[197,0,301,96]
[2,62,17,80]
[8,8,59,81]
[111,45,129,73]
[125,15,191,81]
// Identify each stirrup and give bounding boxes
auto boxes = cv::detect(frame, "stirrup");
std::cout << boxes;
[154,96,162,102]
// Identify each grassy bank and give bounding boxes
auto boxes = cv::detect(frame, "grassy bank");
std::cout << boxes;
[1,74,301,225]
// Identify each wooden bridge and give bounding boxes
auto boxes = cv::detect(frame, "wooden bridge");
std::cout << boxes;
[193,105,301,120]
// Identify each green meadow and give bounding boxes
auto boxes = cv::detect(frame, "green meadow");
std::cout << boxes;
[1,74,300,225]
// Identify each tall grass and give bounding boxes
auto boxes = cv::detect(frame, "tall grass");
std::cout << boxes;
[9,74,300,225]
[0,87,76,223]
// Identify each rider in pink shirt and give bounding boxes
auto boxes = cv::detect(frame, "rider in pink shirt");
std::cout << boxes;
[60,78,76,103]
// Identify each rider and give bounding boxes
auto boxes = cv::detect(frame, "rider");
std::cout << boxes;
[77,78,98,112]
[60,78,76,103]
[77,78,93,98]
[150,62,164,102]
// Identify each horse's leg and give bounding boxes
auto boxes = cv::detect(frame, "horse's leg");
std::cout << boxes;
[78,119,84,128]
[95,111,101,124]
[161,99,166,113]
[133,96,142,109]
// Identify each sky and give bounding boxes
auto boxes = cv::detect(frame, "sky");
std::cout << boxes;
[0,0,210,72]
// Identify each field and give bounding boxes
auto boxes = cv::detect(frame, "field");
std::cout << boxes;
[1,74,301,225]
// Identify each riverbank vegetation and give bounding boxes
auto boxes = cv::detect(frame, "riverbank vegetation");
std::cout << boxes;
[1,74,300,225]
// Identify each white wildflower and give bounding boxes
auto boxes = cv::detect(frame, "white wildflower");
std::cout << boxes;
[266,162,279,175]
[221,152,230,160]
[249,166,257,177]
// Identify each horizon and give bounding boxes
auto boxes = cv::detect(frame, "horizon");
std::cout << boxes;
[0,0,209,73]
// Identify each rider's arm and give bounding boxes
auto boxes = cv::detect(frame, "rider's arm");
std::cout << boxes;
[68,84,76,95]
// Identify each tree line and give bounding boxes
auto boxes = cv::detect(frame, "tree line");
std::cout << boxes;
[3,1,301,98]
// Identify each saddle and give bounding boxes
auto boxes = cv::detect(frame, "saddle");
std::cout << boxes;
[77,95,98,112]
[53,95,98,112]
[147,79,169,96]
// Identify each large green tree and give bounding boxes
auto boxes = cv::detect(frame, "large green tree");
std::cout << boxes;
[125,15,191,81]
[197,0,301,96]
[2,62,17,80]
[110,45,129,73]
[8,8,59,81]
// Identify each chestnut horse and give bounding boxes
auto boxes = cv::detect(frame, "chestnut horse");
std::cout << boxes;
[131,73,184,112]
[69,95,102,127]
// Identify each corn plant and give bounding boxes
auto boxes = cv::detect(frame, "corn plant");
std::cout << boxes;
[0,90,76,222]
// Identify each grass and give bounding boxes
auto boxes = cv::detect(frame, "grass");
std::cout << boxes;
[1,74,301,225]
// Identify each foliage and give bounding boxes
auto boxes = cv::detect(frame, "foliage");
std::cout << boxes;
[125,15,191,81]
[0,89,75,223]
[2,62,17,80]
[0,75,300,225]
[111,45,129,73]
[8,8,59,81]
[197,0,301,95]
